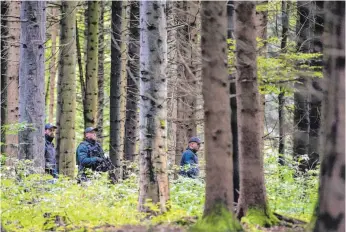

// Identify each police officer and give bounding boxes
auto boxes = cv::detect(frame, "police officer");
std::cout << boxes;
[45,123,58,178]
[76,127,106,181]
[179,137,201,178]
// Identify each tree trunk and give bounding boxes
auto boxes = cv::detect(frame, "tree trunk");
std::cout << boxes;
[110,0,123,179]
[115,0,130,173]
[308,1,324,170]
[227,0,239,204]
[174,1,199,173]
[97,1,105,145]
[235,2,277,225]
[18,1,46,171]
[76,19,86,109]
[0,1,8,155]
[166,1,178,171]
[5,0,20,161]
[49,6,57,123]
[278,0,290,164]
[201,0,234,217]
[314,2,345,231]
[255,1,267,168]
[84,1,99,128]
[138,0,169,214]
[294,1,311,171]
[56,1,77,177]
[124,0,139,162]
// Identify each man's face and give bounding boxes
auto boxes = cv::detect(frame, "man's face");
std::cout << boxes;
[45,128,56,138]
[189,142,200,151]
[85,131,97,141]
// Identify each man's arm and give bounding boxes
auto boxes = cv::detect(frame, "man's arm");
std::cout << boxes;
[77,145,100,167]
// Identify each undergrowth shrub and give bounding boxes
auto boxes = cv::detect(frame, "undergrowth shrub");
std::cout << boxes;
[1,152,318,231]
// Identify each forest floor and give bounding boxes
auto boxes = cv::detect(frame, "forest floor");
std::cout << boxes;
[51,214,308,232]
[60,223,307,232]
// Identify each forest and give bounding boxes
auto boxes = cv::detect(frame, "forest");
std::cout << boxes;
[0,0,345,232]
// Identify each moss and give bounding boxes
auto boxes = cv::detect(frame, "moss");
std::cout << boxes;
[189,205,243,232]
[159,119,166,129]
[241,207,279,230]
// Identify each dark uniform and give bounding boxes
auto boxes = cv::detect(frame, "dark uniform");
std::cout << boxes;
[44,124,58,178]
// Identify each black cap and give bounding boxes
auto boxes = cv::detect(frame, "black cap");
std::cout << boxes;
[85,127,98,133]
[45,123,57,130]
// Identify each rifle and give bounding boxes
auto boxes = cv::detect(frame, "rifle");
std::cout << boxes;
[95,157,118,184]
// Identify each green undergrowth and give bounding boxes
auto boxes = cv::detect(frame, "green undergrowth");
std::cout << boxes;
[1,152,318,231]
[1,163,205,232]
[264,149,319,222]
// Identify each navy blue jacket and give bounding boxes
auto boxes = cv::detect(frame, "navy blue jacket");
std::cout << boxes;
[76,139,105,172]
[179,148,199,178]
[45,135,58,178]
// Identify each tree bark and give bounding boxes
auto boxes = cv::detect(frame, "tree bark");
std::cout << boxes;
[49,6,58,123]
[314,2,345,231]
[0,1,8,155]
[138,0,169,214]
[255,1,268,170]
[5,0,20,161]
[56,1,77,177]
[308,1,324,170]
[97,1,105,145]
[278,0,290,164]
[293,1,311,170]
[201,1,234,216]
[235,2,272,222]
[110,0,123,179]
[124,0,139,162]
[84,1,99,128]
[227,1,240,203]
[18,1,46,171]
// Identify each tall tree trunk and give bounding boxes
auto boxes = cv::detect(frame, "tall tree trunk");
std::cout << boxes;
[115,0,130,174]
[278,0,290,164]
[235,2,277,225]
[0,1,8,155]
[308,1,324,170]
[166,1,178,170]
[76,19,86,106]
[18,1,46,171]
[49,6,58,123]
[56,1,77,177]
[294,1,311,171]
[314,2,345,231]
[174,1,199,173]
[201,1,235,217]
[97,1,105,145]
[110,1,123,179]
[124,0,139,161]
[84,1,99,128]
[138,0,169,214]
[255,1,268,167]
[5,0,20,161]
[227,0,240,203]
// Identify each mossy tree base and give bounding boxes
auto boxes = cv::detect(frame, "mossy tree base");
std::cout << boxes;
[240,208,280,229]
[190,206,243,232]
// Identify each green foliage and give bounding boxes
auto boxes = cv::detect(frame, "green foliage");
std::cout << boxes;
[264,148,319,222]
[1,150,318,231]
[1,160,204,231]
[228,37,322,95]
